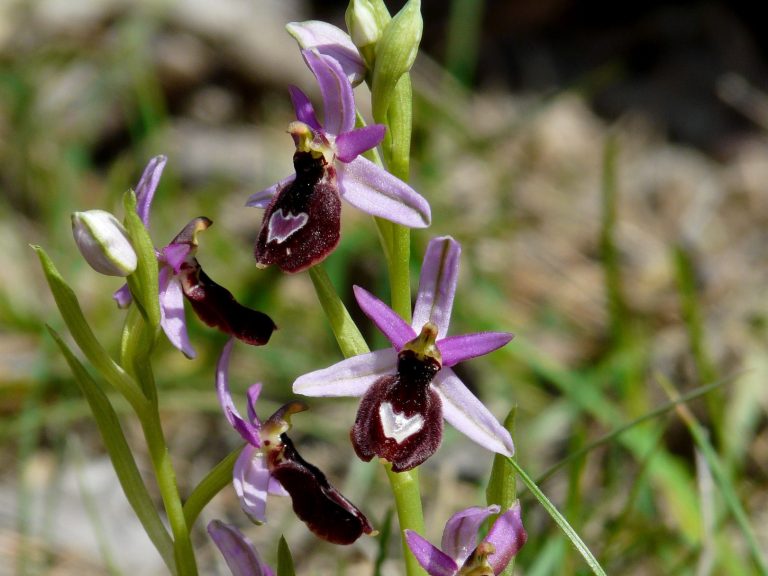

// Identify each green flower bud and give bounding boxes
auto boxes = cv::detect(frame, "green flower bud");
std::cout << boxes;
[370,0,422,123]
[346,0,382,48]
[71,210,137,276]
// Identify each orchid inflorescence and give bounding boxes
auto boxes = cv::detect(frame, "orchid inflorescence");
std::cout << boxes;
[52,2,528,575]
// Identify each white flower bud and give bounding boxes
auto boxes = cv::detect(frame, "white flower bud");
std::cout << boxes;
[71,210,137,276]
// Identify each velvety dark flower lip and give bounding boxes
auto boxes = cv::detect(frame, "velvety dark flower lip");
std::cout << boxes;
[114,157,276,358]
[207,520,275,576]
[248,50,430,273]
[294,236,515,470]
[404,502,527,575]
[216,339,373,544]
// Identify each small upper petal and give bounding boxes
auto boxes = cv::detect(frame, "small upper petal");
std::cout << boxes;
[412,237,460,339]
[288,86,321,131]
[233,445,273,524]
[158,268,196,359]
[441,505,500,567]
[286,21,366,86]
[437,332,514,368]
[134,155,167,229]
[246,175,295,209]
[207,520,275,576]
[353,285,416,350]
[335,125,386,163]
[302,49,355,135]
[216,339,262,447]
[113,283,133,308]
[404,529,459,576]
[485,502,527,574]
[433,368,515,457]
[293,348,397,397]
[336,156,431,228]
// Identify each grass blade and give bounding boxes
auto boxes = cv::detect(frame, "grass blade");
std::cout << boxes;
[508,457,607,576]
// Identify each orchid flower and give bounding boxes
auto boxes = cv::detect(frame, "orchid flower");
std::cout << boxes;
[247,50,430,273]
[208,520,275,576]
[216,339,373,545]
[114,156,276,358]
[293,236,515,472]
[405,503,527,575]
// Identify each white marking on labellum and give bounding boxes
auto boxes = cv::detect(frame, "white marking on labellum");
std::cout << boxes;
[267,209,308,244]
[379,402,424,444]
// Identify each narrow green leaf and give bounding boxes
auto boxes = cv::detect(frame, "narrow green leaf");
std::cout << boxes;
[486,409,519,575]
[371,0,421,125]
[486,407,517,511]
[658,375,768,576]
[508,457,607,576]
[123,190,161,329]
[183,446,241,529]
[277,536,296,576]
[47,326,176,574]
[33,245,147,410]
[382,75,413,179]
[120,305,159,402]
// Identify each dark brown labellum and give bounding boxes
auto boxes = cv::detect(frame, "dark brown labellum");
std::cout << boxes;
[268,434,373,545]
[254,151,341,274]
[180,259,276,345]
[351,350,443,472]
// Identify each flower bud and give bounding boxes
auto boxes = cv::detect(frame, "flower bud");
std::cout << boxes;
[346,0,382,48]
[71,210,137,276]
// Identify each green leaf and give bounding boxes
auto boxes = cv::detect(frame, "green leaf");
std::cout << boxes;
[47,325,175,574]
[371,0,421,126]
[123,190,161,329]
[33,245,146,411]
[486,409,518,576]
[120,305,159,402]
[277,536,296,576]
[658,375,768,576]
[183,446,241,529]
[508,457,607,576]
[382,75,413,180]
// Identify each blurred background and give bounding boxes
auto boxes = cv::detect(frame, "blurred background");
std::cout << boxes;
[2,0,768,574]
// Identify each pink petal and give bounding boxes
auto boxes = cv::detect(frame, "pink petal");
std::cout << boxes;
[207,520,275,576]
[158,268,195,359]
[486,502,527,574]
[292,349,397,397]
[433,368,515,457]
[113,283,132,308]
[134,155,167,229]
[336,156,431,228]
[288,86,321,131]
[353,285,416,349]
[286,21,366,86]
[412,237,460,339]
[441,505,500,567]
[335,125,385,162]
[437,332,514,368]
[233,446,272,524]
[404,529,459,576]
[302,49,355,135]
[216,339,261,446]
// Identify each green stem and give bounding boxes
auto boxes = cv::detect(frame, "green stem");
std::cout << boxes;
[385,465,427,576]
[139,409,198,575]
